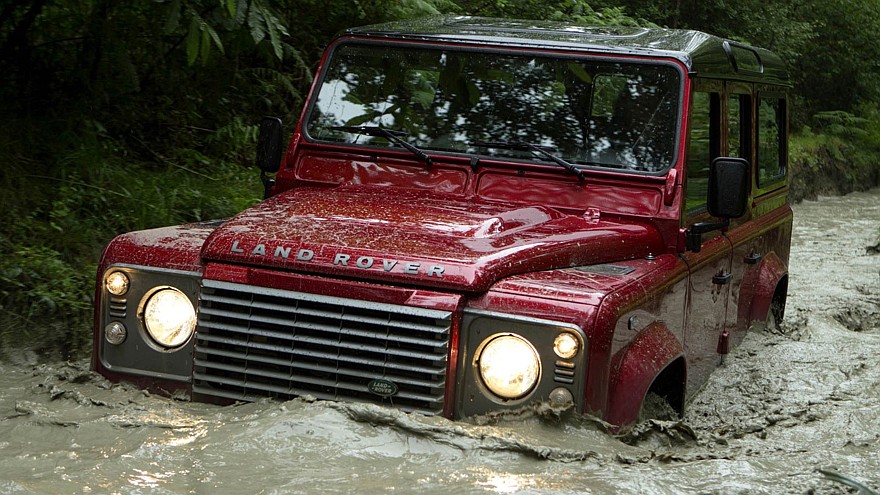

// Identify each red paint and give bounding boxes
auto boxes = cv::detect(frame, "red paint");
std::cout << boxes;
[199,185,667,292]
[606,322,684,426]
[749,252,789,322]
[91,18,793,427]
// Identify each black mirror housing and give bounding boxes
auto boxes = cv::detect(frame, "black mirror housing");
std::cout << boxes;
[685,157,750,253]
[256,116,284,173]
[707,157,750,219]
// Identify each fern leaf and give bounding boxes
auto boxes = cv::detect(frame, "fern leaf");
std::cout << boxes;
[186,16,200,66]
[164,0,182,35]
[235,0,248,24]
[275,14,289,37]
[248,7,266,45]
[200,28,211,63]
[262,5,283,60]
[204,22,224,54]
[282,42,313,81]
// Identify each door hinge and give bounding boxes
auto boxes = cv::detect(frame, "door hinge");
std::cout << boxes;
[744,252,763,265]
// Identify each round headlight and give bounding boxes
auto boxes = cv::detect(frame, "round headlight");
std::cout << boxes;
[106,271,130,296]
[553,332,580,359]
[143,288,196,348]
[477,334,540,400]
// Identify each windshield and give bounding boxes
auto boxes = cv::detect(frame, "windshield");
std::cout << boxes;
[306,42,682,173]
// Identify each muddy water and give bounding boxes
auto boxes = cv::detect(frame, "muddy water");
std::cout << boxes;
[1,190,878,494]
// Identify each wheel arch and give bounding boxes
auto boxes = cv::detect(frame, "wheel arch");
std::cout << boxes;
[605,322,685,427]
[749,252,788,323]
[645,356,686,418]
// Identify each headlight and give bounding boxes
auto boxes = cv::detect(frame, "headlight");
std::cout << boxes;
[553,332,580,359]
[105,271,130,296]
[477,334,540,400]
[143,288,196,348]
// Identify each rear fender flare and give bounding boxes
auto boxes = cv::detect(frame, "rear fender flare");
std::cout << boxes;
[749,252,788,322]
[605,322,684,427]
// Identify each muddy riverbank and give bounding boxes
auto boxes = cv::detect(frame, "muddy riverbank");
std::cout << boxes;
[0,189,878,494]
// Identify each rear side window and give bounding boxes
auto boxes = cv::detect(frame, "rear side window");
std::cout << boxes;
[728,93,751,159]
[757,95,786,187]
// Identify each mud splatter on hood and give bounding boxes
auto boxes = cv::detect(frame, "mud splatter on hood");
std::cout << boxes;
[201,186,665,291]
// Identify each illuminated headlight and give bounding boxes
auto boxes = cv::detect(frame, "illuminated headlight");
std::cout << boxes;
[477,334,540,400]
[553,332,580,359]
[143,288,196,348]
[105,271,130,296]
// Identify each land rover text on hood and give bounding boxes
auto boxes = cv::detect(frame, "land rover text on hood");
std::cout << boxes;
[93,16,792,426]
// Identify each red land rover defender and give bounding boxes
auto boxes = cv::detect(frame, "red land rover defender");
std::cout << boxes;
[92,17,792,426]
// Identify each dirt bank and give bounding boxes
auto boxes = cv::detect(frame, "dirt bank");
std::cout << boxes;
[789,143,880,202]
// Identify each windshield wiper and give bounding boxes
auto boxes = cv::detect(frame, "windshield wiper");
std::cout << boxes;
[470,140,585,181]
[331,126,432,167]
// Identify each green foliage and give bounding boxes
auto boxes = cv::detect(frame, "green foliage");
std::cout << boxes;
[161,0,294,65]
[185,9,224,65]
[789,127,880,202]
[0,246,90,325]
[0,114,260,358]
[452,0,646,25]
[208,117,261,161]
[241,0,290,60]
[812,111,870,140]
[590,0,880,126]
[792,0,880,117]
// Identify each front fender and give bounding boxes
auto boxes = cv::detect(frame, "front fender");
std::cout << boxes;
[605,322,684,427]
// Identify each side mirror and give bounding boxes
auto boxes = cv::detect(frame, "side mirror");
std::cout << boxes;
[707,157,750,219]
[685,157,751,253]
[256,116,284,173]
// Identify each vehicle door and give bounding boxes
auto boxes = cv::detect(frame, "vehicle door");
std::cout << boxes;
[681,85,733,398]
[722,85,757,346]
[725,88,789,343]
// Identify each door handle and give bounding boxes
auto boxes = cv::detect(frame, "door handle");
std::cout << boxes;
[744,252,763,265]
[713,272,732,285]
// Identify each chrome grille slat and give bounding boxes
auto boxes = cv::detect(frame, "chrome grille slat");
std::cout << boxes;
[193,279,452,414]
[191,379,441,414]
[197,332,442,375]
[198,345,446,389]
[194,361,442,402]
[201,295,448,334]
[197,319,447,361]
[198,307,449,348]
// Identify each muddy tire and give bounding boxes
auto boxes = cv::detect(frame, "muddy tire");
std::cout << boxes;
[639,392,678,422]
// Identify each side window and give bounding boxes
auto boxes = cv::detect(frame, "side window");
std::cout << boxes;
[686,91,720,213]
[728,93,752,158]
[757,96,786,187]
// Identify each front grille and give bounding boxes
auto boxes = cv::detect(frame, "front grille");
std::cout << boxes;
[192,279,452,414]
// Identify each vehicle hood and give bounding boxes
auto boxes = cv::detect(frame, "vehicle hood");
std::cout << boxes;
[201,186,664,292]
